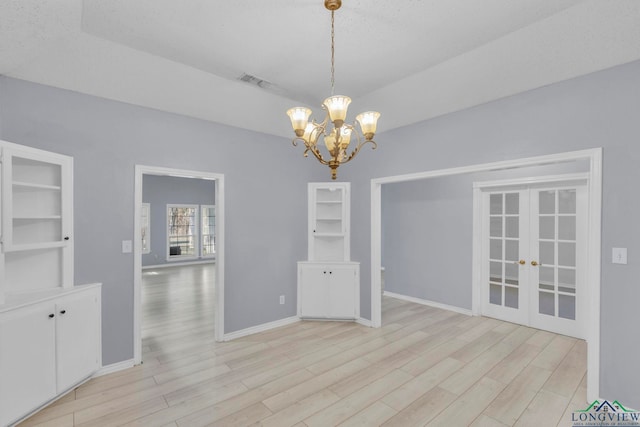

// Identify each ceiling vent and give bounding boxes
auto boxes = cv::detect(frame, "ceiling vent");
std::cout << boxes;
[238,73,274,90]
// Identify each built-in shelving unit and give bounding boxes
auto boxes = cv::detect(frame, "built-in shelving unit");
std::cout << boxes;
[309,183,349,262]
[0,140,101,426]
[299,182,359,320]
[1,146,73,299]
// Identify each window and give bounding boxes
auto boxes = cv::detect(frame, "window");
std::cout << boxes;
[141,203,151,254]
[201,205,216,257]
[167,204,199,259]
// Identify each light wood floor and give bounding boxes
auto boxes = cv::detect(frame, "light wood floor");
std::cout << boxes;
[20,264,587,427]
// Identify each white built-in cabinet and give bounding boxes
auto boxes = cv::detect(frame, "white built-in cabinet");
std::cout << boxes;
[0,285,101,427]
[298,182,359,320]
[0,141,102,427]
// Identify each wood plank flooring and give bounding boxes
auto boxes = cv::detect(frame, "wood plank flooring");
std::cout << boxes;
[19,264,587,426]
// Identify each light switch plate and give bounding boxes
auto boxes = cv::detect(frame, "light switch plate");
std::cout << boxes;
[612,247,627,264]
[122,240,133,253]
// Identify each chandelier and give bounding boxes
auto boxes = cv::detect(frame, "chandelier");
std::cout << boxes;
[287,0,380,180]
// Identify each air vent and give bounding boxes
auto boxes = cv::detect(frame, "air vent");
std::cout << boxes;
[238,73,273,90]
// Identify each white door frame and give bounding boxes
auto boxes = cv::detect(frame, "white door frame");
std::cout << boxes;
[371,148,602,401]
[473,173,589,338]
[134,165,225,365]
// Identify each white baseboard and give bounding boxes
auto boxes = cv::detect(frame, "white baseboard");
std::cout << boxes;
[384,291,473,316]
[356,317,372,327]
[94,358,136,377]
[223,316,300,341]
[142,260,215,270]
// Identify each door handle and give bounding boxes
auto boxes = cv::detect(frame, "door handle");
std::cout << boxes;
[531,260,540,266]
[515,259,526,265]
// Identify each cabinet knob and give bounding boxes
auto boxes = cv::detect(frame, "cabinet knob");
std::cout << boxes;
[48,313,55,318]
[323,271,327,274]
[64,236,70,241]
[329,271,333,274]
[60,310,66,315]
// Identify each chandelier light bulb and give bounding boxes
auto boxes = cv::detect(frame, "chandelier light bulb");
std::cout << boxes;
[287,107,312,137]
[356,111,380,141]
[323,95,351,128]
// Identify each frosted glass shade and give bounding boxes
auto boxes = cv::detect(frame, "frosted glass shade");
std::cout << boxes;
[323,96,351,125]
[303,123,316,144]
[324,129,337,153]
[356,111,380,140]
[339,127,352,149]
[287,107,312,137]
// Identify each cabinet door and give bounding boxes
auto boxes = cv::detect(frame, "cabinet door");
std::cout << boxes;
[327,265,358,319]
[56,288,101,393]
[298,265,328,318]
[0,302,57,427]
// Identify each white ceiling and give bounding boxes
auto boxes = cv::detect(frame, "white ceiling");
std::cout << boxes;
[1,0,640,138]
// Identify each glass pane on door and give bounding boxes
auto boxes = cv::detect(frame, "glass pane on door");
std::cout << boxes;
[536,189,577,320]
[488,192,520,310]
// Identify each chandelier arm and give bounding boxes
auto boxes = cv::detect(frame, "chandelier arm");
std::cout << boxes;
[307,144,331,165]
[341,139,377,164]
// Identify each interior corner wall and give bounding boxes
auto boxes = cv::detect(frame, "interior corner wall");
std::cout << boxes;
[0,76,312,365]
[142,175,216,267]
[380,161,589,310]
[341,59,640,408]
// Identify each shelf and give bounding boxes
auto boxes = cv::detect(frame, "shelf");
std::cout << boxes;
[13,182,62,191]
[316,217,342,221]
[4,241,67,253]
[13,216,62,220]
[316,201,342,205]
[313,233,344,238]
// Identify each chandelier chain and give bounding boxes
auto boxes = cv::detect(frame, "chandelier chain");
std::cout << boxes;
[330,10,335,95]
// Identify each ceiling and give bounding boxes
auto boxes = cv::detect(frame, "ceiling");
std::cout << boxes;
[1,0,640,138]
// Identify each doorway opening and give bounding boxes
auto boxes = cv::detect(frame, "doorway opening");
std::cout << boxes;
[371,148,602,401]
[134,165,225,365]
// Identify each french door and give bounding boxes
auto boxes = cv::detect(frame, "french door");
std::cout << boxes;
[481,182,587,339]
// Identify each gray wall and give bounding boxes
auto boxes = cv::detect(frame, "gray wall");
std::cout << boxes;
[142,174,216,267]
[381,161,589,309]
[343,60,640,407]
[0,76,321,365]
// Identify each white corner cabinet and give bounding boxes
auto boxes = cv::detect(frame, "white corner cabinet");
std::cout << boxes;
[298,182,359,320]
[297,261,359,319]
[0,141,102,426]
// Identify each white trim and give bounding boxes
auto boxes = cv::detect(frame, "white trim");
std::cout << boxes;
[370,147,602,404]
[356,317,372,327]
[384,291,473,316]
[93,359,135,377]
[472,172,590,189]
[222,316,300,341]
[587,149,602,402]
[134,165,225,366]
[142,259,215,270]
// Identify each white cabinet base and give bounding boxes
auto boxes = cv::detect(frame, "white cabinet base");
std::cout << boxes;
[298,262,359,320]
[0,284,101,427]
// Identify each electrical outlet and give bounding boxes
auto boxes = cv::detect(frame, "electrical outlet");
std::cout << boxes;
[279,295,285,305]
[612,247,627,264]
